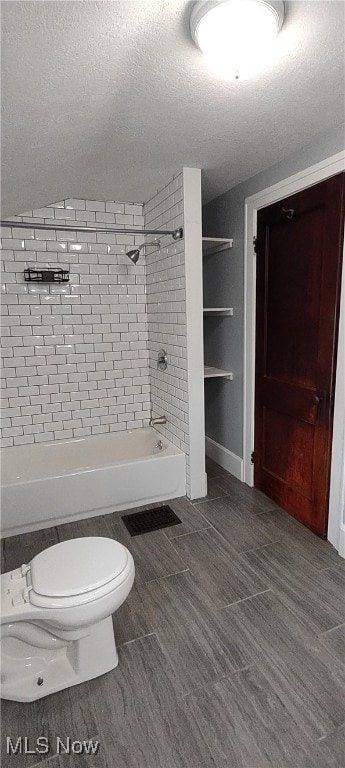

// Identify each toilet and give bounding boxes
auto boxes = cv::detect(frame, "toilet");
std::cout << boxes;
[0,536,135,702]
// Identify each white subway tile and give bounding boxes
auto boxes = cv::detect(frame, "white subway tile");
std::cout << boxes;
[65,199,86,210]
[106,202,124,214]
[1,191,187,448]
[86,200,105,212]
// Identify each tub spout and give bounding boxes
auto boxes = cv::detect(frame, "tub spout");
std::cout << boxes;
[149,415,167,426]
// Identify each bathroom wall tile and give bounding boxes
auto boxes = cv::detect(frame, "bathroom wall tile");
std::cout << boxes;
[1,200,150,442]
[144,172,190,491]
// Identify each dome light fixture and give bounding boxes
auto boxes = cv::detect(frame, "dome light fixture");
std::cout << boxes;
[190,0,285,80]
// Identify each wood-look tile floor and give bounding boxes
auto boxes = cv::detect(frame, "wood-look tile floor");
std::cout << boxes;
[1,457,345,767]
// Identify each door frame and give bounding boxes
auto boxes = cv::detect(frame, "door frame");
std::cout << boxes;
[243,151,345,554]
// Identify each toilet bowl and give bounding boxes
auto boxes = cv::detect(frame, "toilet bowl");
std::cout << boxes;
[0,536,135,702]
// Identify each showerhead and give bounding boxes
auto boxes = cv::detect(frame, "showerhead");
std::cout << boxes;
[126,248,140,264]
[126,240,160,265]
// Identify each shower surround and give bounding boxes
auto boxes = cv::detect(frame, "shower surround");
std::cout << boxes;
[1,199,151,445]
[1,169,205,500]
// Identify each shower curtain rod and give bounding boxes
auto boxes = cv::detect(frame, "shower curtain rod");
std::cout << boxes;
[1,221,184,241]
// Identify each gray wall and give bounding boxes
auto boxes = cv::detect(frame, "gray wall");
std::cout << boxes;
[202,123,345,459]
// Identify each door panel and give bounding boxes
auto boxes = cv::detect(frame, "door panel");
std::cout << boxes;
[266,208,323,387]
[262,408,314,495]
[254,173,344,537]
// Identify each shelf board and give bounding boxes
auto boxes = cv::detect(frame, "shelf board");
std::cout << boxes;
[202,237,233,255]
[203,308,234,316]
[204,366,233,380]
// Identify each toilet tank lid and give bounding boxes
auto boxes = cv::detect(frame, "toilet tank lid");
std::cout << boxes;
[30,537,129,598]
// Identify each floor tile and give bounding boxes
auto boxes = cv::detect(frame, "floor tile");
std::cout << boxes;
[2,526,59,572]
[242,540,345,633]
[1,681,98,768]
[112,581,154,646]
[309,724,345,767]
[194,477,229,503]
[3,457,345,768]
[318,623,345,664]
[90,634,217,768]
[172,527,268,608]
[205,456,229,479]
[144,570,248,695]
[56,515,110,541]
[221,591,345,740]
[104,519,188,583]
[194,496,275,552]
[162,496,211,539]
[215,472,280,515]
[30,739,108,768]
[258,508,343,570]
[186,665,317,768]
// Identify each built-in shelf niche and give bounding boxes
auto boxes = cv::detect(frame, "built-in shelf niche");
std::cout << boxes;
[204,366,233,380]
[202,237,234,383]
[202,237,233,256]
[203,308,233,316]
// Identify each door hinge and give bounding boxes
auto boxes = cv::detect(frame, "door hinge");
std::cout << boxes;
[253,236,257,254]
[251,451,255,464]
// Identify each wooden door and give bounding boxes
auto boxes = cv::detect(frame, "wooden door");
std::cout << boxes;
[254,173,344,537]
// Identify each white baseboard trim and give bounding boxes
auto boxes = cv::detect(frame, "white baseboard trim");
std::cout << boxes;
[205,436,244,481]
[338,523,345,559]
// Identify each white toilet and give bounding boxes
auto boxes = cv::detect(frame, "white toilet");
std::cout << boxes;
[0,536,135,702]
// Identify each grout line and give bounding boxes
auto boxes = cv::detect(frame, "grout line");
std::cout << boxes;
[144,568,190,584]
[318,621,345,636]
[218,589,272,610]
[192,497,229,508]
[181,665,254,700]
[238,539,282,556]
[122,632,158,646]
[192,491,229,504]
[316,721,345,743]
[318,563,345,574]
[168,525,213,540]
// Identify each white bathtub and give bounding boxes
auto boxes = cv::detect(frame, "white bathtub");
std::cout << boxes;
[0,428,186,537]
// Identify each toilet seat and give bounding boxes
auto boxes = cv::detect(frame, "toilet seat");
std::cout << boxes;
[29,537,132,609]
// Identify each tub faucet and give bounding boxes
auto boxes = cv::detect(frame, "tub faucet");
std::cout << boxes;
[149,415,167,426]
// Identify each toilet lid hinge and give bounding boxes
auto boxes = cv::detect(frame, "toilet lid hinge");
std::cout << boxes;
[23,586,32,603]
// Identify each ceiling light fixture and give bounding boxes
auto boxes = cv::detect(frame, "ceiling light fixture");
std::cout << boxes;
[190,0,285,80]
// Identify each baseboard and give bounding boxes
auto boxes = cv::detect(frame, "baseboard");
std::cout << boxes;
[205,436,244,481]
[338,523,345,559]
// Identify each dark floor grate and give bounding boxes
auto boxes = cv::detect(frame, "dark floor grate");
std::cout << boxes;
[121,505,182,536]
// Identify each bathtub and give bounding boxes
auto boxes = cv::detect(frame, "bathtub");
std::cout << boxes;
[0,428,186,537]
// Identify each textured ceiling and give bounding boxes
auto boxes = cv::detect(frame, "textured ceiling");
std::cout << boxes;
[1,0,344,217]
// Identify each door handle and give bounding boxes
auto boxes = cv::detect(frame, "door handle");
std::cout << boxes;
[313,391,327,412]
